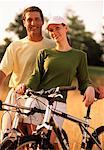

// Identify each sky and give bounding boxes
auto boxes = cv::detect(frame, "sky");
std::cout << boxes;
[0,0,103,43]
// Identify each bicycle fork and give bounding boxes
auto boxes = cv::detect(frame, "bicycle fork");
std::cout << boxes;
[8,112,21,141]
[80,120,89,150]
[80,106,91,150]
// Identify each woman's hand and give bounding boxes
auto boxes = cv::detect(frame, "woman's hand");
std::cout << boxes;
[15,83,26,95]
[83,86,95,107]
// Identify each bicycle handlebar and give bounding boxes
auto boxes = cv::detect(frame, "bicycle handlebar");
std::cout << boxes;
[25,86,76,97]
[0,85,90,127]
[0,86,76,111]
[0,100,30,111]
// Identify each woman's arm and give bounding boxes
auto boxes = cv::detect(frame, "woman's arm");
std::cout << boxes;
[77,52,95,107]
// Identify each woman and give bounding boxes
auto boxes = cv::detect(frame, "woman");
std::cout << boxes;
[17,16,95,105]
[16,16,95,149]
[16,16,95,148]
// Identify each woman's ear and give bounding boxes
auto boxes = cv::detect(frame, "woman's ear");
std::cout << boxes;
[66,26,69,32]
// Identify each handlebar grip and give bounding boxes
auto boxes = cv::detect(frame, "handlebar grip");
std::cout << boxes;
[25,86,76,97]
[86,105,91,118]
[25,89,45,97]
[59,86,76,91]
[0,100,2,110]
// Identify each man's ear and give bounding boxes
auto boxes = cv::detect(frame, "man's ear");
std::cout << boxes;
[42,21,44,26]
[23,20,26,27]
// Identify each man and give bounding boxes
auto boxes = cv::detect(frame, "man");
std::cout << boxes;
[0,6,55,140]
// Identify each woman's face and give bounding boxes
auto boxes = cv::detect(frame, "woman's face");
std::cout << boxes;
[48,24,68,43]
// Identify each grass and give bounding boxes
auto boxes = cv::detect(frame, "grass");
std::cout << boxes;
[88,66,104,86]
[88,66,104,76]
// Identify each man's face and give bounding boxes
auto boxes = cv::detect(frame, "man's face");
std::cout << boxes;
[23,11,44,35]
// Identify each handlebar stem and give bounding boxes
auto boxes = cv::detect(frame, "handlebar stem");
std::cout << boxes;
[43,104,53,124]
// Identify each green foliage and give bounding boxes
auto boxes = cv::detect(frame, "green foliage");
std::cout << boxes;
[0,13,26,61]
[6,13,27,39]
[66,10,92,51]
[99,25,104,62]
[65,10,103,66]
[83,37,103,66]
[0,38,12,61]
[88,66,104,76]
[0,10,103,66]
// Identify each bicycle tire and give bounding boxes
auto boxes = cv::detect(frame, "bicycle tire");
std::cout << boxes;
[16,135,38,150]
[87,126,104,150]
[0,134,39,150]
[53,126,70,150]
[49,117,69,150]
[0,138,14,150]
[2,133,54,150]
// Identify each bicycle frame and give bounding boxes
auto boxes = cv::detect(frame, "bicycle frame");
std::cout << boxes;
[41,103,102,150]
[0,86,103,150]
[26,88,102,150]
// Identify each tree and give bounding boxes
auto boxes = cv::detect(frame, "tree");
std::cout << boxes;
[0,13,26,61]
[0,38,12,61]
[65,9,103,66]
[84,37,103,66]
[0,10,103,66]
[99,20,104,63]
[6,13,27,39]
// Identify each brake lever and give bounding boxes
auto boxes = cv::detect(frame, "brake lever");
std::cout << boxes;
[48,93,63,99]
[55,94,63,99]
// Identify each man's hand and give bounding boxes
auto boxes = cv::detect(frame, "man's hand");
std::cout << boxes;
[0,70,6,86]
[95,86,104,99]
[15,83,26,95]
[83,86,95,107]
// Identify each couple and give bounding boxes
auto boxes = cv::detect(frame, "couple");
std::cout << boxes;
[0,6,103,148]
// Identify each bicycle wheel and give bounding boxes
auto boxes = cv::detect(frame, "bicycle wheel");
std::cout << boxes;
[0,134,39,150]
[3,133,54,150]
[53,126,70,150]
[87,126,104,150]
[50,117,69,150]
[0,137,14,150]
[16,135,38,150]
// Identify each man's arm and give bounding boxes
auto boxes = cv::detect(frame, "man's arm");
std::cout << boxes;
[0,70,6,86]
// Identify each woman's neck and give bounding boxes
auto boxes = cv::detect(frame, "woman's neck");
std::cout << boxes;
[55,42,72,52]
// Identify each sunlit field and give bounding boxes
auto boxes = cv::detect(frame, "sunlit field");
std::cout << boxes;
[63,89,104,150]
[0,71,104,149]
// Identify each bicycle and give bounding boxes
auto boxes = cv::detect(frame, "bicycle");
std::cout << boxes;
[0,86,104,150]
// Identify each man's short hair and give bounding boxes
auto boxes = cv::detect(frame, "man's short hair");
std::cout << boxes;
[22,6,44,23]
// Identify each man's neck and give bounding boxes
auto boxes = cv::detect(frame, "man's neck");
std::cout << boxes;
[28,33,43,42]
